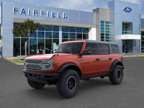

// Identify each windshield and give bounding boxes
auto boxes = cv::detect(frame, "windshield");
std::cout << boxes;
[56,42,83,54]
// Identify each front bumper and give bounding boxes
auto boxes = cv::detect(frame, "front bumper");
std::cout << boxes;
[23,70,58,83]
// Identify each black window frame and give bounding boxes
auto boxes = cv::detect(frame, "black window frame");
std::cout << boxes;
[110,44,120,54]
[56,42,83,54]
[83,42,110,55]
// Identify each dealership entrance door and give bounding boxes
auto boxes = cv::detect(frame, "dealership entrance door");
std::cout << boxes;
[122,40,141,53]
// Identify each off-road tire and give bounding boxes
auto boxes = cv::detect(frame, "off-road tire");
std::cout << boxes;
[56,69,80,98]
[109,65,124,85]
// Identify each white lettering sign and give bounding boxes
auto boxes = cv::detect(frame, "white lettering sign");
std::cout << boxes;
[14,7,69,20]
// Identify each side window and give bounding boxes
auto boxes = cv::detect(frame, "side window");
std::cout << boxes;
[83,43,109,55]
[111,44,120,54]
[97,43,109,55]
[83,43,95,55]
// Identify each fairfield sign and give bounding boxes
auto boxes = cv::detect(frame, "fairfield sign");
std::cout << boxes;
[13,7,69,20]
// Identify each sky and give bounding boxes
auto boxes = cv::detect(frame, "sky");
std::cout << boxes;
[0,0,143,11]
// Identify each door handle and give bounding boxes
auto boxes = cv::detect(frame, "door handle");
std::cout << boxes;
[109,58,112,61]
[96,58,100,61]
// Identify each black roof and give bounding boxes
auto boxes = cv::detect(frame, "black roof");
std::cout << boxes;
[85,40,118,45]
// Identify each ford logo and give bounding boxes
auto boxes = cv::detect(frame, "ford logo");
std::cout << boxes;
[123,7,132,13]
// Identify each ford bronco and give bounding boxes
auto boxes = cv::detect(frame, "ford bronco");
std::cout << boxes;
[23,40,124,98]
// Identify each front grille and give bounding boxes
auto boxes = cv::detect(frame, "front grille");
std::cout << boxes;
[26,63,42,70]
[25,60,42,64]
[25,59,42,71]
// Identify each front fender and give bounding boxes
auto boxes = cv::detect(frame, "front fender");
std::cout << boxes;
[110,60,124,73]
[57,63,82,77]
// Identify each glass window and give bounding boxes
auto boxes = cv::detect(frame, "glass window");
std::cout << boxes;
[100,20,112,42]
[83,28,89,33]
[53,32,59,38]
[83,43,95,55]
[76,28,82,32]
[45,32,52,38]
[141,31,144,52]
[77,33,83,40]
[62,33,69,39]
[38,38,44,54]
[21,38,28,56]
[13,24,90,56]
[45,39,52,54]
[38,25,45,31]
[30,32,37,38]
[52,39,59,52]
[62,26,89,41]
[14,38,20,56]
[70,27,76,32]
[62,38,69,42]
[83,33,88,39]
[122,22,133,34]
[45,26,52,31]
[56,42,83,54]
[38,31,44,38]
[111,44,120,54]
[62,27,69,32]
[101,21,105,25]
[69,33,76,40]
[30,37,37,55]
[84,43,109,55]
[53,26,59,31]
[101,27,105,33]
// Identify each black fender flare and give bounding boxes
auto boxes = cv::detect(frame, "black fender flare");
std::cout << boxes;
[57,63,82,78]
[110,60,124,73]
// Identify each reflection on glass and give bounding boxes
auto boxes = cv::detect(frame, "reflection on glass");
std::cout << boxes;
[77,33,83,40]
[53,39,59,52]
[21,38,28,56]
[38,31,44,38]
[38,38,44,54]
[30,38,37,55]
[53,32,59,38]
[45,32,52,38]
[45,39,52,54]
[14,38,20,56]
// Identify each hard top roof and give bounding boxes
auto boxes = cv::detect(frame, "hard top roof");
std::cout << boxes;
[62,40,118,45]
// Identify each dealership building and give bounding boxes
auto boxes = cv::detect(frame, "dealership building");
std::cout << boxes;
[0,0,144,57]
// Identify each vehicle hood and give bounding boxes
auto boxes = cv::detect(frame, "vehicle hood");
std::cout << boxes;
[25,53,73,60]
[25,54,55,60]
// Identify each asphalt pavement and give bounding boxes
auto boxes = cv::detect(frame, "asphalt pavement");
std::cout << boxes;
[0,57,144,108]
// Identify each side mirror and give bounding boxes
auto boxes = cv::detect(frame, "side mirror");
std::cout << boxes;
[79,53,83,57]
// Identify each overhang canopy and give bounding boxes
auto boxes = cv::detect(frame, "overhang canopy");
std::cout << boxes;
[116,34,141,40]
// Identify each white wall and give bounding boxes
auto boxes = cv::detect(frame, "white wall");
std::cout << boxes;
[1,2,14,57]
[112,0,141,37]
[88,28,96,40]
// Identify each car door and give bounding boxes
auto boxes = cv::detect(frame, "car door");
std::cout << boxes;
[94,43,112,73]
[79,42,103,75]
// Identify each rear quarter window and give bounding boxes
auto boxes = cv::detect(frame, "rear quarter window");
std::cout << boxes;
[111,44,120,54]
[83,42,109,55]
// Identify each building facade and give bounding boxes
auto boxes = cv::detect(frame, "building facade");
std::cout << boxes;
[0,0,143,57]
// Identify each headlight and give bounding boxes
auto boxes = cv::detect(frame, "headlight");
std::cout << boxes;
[40,60,53,70]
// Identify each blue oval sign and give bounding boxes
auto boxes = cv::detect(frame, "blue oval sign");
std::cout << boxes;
[123,7,132,13]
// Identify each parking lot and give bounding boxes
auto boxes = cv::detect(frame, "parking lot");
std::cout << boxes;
[0,57,144,108]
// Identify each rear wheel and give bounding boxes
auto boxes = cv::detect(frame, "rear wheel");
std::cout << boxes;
[27,80,45,89]
[109,65,124,85]
[56,69,80,98]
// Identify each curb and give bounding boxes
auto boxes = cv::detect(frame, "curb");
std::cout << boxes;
[123,55,144,58]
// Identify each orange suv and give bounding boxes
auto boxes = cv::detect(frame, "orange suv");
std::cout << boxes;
[23,40,124,98]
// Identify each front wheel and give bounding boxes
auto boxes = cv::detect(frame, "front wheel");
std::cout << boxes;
[56,69,80,98]
[109,65,124,85]
[27,80,45,89]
